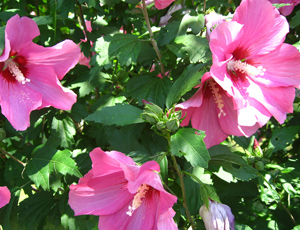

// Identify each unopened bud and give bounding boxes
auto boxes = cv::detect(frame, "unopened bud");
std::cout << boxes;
[141,113,158,124]
[166,118,180,132]
[156,121,166,130]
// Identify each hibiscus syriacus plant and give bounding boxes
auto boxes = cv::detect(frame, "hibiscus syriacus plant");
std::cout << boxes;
[1,0,300,229]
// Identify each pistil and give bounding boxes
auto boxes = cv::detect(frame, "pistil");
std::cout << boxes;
[126,184,149,216]
[209,81,226,118]
[227,59,265,77]
[7,61,30,84]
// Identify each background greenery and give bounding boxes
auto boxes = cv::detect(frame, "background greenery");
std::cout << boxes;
[0,0,300,229]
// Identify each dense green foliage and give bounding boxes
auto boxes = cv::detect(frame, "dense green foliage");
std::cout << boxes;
[1,0,300,229]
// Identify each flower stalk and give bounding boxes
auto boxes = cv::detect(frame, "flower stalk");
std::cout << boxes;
[141,0,165,77]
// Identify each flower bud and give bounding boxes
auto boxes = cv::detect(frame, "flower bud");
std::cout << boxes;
[156,121,166,130]
[166,118,180,132]
[141,113,159,124]
[199,200,235,230]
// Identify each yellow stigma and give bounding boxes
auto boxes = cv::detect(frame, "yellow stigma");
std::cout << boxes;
[209,81,226,118]
[126,184,149,217]
[7,61,30,84]
[227,59,265,77]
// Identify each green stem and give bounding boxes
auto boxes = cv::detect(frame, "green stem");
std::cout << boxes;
[0,148,26,167]
[165,133,195,229]
[183,170,204,185]
[171,155,196,230]
[203,0,206,12]
[141,0,165,77]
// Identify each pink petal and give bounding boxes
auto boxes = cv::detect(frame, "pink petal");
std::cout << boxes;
[90,148,136,177]
[98,188,160,230]
[69,171,133,216]
[0,33,11,62]
[26,65,76,111]
[218,91,261,137]
[155,0,175,9]
[233,0,288,56]
[157,208,178,230]
[253,44,300,87]
[20,40,80,80]
[0,186,10,208]
[126,165,177,215]
[248,83,295,124]
[5,15,40,53]
[0,77,42,131]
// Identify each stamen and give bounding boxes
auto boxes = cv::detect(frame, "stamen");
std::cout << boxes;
[209,81,226,118]
[126,184,149,216]
[7,62,30,84]
[227,60,265,77]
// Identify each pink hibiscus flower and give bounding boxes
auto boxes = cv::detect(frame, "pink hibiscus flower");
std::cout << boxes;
[268,0,300,16]
[0,14,80,131]
[177,72,260,148]
[155,0,175,9]
[69,147,178,230]
[0,186,10,208]
[210,0,300,129]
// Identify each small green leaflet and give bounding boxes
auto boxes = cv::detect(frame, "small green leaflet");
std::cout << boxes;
[85,103,144,126]
[26,144,82,191]
[170,128,210,168]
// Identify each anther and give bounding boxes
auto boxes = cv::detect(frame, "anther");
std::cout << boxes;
[227,60,265,77]
[209,81,226,118]
[7,62,30,84]
[126,184,149,216]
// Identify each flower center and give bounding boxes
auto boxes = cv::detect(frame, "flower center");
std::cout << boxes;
[126,184,149,217]
[6,61,30,84]
[227,59,265,77]
[208,80,226,118]
[1,55,30,85]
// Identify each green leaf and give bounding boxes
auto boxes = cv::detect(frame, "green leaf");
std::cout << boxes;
[183,175,202,215]
[91,94,126,112]
[93,34,141,69]
[32,16,53,25]
[167,35,211,63]
[51,116,76,149]
[106,127,148,154]
[70,71,108,97]
[178,14,205,36]
[19,192,55,229]
[0,26,5,56]
[166,63,206,108]
[290,10,300,29]
[26,142,81,190]
[51,150,82,178]
[270,126,300,152]
[170,128,210,168]
[126,75,172,108]
[85,103,144,126]
[209,145,258,181]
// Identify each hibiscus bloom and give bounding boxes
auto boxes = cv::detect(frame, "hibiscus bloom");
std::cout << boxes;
[0,186,10,208]
[0,14,79,130]
[155,0,175,10]
[177,72,260,148]
[210,0,300,129]
[69,147,178,230]
[199,200,235,230]
[268,0,300,16]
